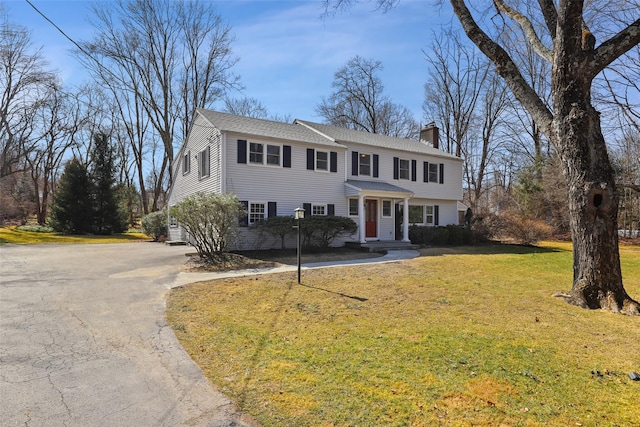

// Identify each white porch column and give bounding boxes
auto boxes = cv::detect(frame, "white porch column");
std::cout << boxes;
[402,197,410,242]
[358,195,366,243]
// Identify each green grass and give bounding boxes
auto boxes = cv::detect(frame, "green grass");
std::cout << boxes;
[167,242,640,427]
[0,225,150,244]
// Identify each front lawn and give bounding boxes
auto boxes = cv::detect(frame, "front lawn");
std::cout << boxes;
[166,242,640,426]
[0,225,150,244]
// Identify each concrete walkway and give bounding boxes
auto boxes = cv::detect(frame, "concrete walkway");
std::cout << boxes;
[171,249,420,287]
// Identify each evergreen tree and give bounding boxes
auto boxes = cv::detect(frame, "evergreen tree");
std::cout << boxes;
[50,158,93,233]
[90,132,128,234]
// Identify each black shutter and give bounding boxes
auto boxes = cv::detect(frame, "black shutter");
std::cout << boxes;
[268,202,277,218]
[328,204,335,216]
[307,148,315,170]
[237,140,247,164]
[352,151,359,176]
[423,162,429,182]
[283,145,291,168]
[439,163,444,184]
[303,203,312,216]
[434,205,440,226]
[393,157,399,180]
[411,159,417,182]
[330,151,338,173]
[239,200,249,227]
[373,154,379,178]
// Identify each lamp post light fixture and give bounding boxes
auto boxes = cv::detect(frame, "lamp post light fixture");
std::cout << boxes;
[294,207,305,284]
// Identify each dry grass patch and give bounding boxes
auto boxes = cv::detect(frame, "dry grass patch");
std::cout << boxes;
[0,225,150,244]
[167,243,640,426]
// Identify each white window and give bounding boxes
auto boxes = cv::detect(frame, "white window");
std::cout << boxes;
[266,144,280,166]
[359,153,371,176]
[425,205,435,225]
[182,151,190,175]
[382,200,392,217]
[198,146,210,179]
[312,204,327,216]
[349,199,359,216]
[249,202,266,224]
[429,163,439,183]
[169,215,178,228]
[249,142,281,166]
[249,142,263,164]
[316,151,328,171]
[409,205,424,224]
[399,159,410,180]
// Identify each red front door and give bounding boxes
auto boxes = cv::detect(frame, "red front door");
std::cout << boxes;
[365,199,377,238]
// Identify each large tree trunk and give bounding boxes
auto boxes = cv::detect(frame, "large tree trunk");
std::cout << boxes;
[552,39,639,314]
[553,103,639,314]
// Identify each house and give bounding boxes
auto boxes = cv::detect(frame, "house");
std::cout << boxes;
[167,108,463,250]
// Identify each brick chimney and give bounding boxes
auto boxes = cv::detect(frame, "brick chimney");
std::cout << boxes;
[420,123,439,149]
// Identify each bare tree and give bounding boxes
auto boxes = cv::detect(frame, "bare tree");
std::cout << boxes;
[423,32,510,213]
[79,0,240,211]
[317,55,419,138]
[424,32,488,157]
[26,86,82,224]
[0,18,55,178]
[223,97,270,119]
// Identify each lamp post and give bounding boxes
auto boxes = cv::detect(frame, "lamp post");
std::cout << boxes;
[294,207,305,284]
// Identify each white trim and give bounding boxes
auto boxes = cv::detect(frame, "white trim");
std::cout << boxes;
[381,199,392,218]
[248,201,267,225]
[311,203,327,216]
[248,141,283,167]
[315,150,329,172]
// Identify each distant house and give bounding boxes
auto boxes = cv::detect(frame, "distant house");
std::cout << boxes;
[167,109,463,250]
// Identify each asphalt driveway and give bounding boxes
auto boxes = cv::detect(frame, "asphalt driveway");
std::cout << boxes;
[0,243,257,427]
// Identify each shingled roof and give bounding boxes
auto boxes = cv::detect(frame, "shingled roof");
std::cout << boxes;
[296,119,459,160]
[197,108,344,148]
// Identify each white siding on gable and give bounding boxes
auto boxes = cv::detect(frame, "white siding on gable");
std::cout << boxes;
[167,113,223,241]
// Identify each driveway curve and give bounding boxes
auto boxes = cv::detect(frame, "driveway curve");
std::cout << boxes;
[0,243,257,427]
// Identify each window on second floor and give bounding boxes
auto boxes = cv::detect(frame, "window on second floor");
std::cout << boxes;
[429,163,439,183]
[359,153,371,176]
[249,142,281,166]
[316,151,328,171]
[249,142,264,164]
[399,159,410,180]
[182,151,190,175]
[198,146,210,179]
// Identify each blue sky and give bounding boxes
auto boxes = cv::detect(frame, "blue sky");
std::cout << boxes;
[5,0,455,122]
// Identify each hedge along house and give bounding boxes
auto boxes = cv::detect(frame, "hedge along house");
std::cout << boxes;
[167,109,463,250]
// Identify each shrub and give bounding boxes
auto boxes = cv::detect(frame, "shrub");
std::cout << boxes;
[446,224,464,245]
[300,216,357,249]
[409,225,450,246]
[257,216,295,249]
[170,192,243,261]
[502,213,553,245]
[141,210,167,241]
[473,213,552,245]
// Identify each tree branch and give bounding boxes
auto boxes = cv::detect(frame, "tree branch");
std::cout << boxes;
[449,0,553,137]
[493,0,553,63]
[536,0,557,39]
[590,18,640,78]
